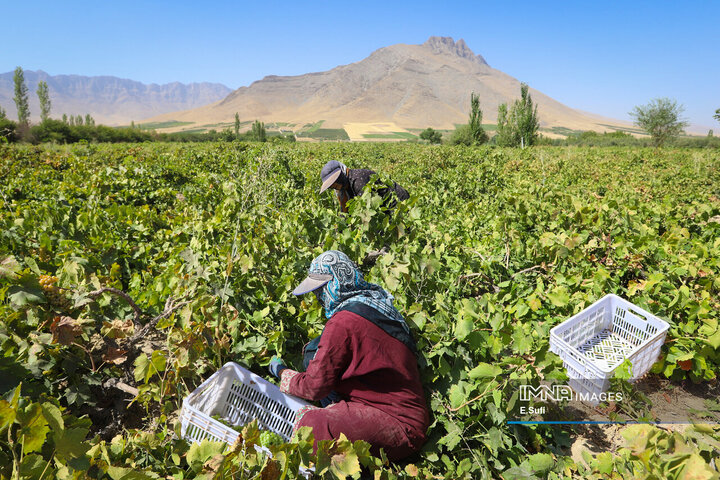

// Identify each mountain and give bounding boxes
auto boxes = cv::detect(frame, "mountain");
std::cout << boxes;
[143,36,631,133]
[0,71,232,126]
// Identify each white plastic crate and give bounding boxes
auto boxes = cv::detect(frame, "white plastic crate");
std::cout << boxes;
[180,361,310,445]
[549,294,669,400]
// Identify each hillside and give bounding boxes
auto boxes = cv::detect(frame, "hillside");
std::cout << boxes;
[0,70,232,126]
[145,36,634,134]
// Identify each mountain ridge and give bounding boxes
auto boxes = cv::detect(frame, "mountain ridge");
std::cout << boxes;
[145,36,632,133]
[0,70,232,126]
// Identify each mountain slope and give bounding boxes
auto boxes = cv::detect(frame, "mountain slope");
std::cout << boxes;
[0,70,232,126]
[145,36,630,132]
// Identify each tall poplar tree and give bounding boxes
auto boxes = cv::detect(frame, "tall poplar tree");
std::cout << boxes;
[13,67,30,125]
[37,80,51,122]
[513,83,539,147]
[495,103,513,146]
[251,120,266,142]
[468,92,488,144]
[494,83,540,147]
[234,112,240,136]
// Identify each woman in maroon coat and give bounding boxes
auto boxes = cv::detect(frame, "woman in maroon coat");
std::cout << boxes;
[269,250,429,460]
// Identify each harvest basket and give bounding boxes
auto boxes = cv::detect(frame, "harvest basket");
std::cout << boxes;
[549,294,669,400]
[179,361,310,445]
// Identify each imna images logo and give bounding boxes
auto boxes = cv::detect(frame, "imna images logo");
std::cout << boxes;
[519,384,623,403]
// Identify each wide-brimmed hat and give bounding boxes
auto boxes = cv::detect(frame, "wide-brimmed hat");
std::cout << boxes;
[319,160,346,193]
[292,272,333,295]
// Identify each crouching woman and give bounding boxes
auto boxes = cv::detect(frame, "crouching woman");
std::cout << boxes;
[269,250,429,460]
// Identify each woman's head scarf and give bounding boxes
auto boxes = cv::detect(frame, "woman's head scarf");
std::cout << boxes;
[301,250,415,351]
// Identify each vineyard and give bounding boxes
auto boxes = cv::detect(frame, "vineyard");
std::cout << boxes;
[1,141,719,479]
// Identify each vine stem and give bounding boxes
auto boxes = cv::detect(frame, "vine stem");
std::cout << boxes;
[9,426,20,480]
[87,287,143,326]
[37,450,55,480]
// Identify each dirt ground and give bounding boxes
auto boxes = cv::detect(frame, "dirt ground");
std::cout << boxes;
[343,122,413,142]
[565,376,720,464]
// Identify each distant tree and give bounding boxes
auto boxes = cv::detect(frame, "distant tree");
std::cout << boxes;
[468,92,488,145]
[69,115,75,126]
[513,83,539,147]
[131,120,135,129]
[708,130,714,137]
[495,83,540,147]
[62,113,68,124]
[0,117,18,142]
[234,112,240,137]
[85,114,95,126]
[30,118,72,143]
[629,97,688,147]
[715,108,720,123]
[495,103,513,146]
[13,67,30,125]
[451,93,488,145]
[76,115,83,126]
[449,124,473,146]
[419,127,442,144]
[37,80,51,122]
[251,120,266,142]
[0,105,6,119]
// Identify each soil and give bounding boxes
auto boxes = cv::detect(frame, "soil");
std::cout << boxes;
[81,330,168,440]
[564,376,720,464]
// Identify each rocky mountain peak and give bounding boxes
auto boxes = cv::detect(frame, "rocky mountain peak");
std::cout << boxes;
[422,36,488,65]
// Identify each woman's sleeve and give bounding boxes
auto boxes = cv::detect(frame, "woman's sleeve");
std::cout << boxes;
[279,318,352,401]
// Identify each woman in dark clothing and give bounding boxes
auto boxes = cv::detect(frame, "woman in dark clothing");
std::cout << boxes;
[319,160,409,213]
[269,250,428,460]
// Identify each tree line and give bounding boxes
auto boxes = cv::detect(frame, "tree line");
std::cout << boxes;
[418,84,717,148]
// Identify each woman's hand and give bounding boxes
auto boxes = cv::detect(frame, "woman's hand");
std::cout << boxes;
[269,356,287,378]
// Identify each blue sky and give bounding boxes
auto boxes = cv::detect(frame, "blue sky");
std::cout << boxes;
[3,0,718,129]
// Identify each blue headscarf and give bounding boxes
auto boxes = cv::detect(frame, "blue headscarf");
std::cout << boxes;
[308,250,415,352]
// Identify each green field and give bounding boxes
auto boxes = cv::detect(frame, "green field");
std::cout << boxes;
[296,128,350,140]
[1,142,718,479]
[137,120,196,130]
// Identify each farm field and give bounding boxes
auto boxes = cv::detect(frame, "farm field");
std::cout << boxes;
[0,142,719,479]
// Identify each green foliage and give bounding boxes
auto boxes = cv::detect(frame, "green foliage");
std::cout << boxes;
[579,424,720,479]
[137,120,195,130]
[630,97,689,147]
[514,83,540,147]
[36,81,51,122]
[451,93,488,145]
[715,108,720,123]
[496,83,540,147]
[0,143,718,478]
[296,128,349,141]
[468,92,488,145]
[495,103,512,146]
[234,112,240,136]
[419,127,442,144]
[13,67,30,125]
[0,117,18,142]
[251,120,267,142]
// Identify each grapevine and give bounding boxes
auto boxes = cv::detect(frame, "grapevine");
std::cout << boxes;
[0,142,718,479]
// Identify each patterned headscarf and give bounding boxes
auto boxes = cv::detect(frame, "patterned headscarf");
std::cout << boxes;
[309,250,409,333]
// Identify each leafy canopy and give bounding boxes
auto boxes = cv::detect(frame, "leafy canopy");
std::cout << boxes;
[630,97,688,147]
[496,82,540,147]
[452,92,488,145]
[419,127,442,144]
[13,66,30,125]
